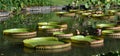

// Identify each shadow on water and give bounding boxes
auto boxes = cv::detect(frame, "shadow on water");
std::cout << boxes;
[0,10,120,56]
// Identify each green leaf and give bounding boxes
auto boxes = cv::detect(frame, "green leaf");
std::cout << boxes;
[85,3,89,8]
[106,3,110,9]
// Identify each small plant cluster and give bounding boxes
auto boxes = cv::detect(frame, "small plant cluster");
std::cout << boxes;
[63,0,120,11]
[93,51,120,56]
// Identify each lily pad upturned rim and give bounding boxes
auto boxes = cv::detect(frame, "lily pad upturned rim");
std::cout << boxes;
[23,37,59,43]
[63,13,75,17]
[3,28,35,34]
[10,31,37,38]
[24,46,71,53]
[23,37,71,49]
[107,26,120,31]
[76,10,85,14]
[107,33,120,39]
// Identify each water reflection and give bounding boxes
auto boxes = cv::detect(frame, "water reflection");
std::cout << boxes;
[24,47,71,53]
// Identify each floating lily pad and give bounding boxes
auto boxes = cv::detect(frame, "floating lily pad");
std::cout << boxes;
[38,22,58,26]
[76,10,85,14]
[38,25,62,32]
[71,35,94,42]
[63,13,75,17]
[3,28,29,34]
[23,37,59,47]
[92,14,104,17]
[3,28,36,38]
[96,23,115,28]
[53,32,73,38]
[71,35,103,45]
[55,11,68,15]
[38,22,67,28]
[23,37,71,49]
[69,10,78,13]
[116,12,120,15]
[38,25,59,29]
[87,10,93,12]
[82,12,91,16]
[102,30,115,34]
[108,10,116,13]
[107,26,120,31]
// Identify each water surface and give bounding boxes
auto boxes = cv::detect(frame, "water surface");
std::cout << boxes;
[0,11,120,56]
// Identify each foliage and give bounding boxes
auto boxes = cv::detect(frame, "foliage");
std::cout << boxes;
[0,0,52,12]
[73,0,120,10]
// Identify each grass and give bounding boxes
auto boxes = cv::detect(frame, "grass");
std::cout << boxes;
[51,0,73,6]
[0,0,74,12]
[0,0,52,12]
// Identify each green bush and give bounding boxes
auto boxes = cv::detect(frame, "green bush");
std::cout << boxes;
[0,0,52,12]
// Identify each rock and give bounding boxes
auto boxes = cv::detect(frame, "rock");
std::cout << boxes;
[23,6,63,14]
[0,11,10,17]
[24,6,63,11]
[0,16,9,22]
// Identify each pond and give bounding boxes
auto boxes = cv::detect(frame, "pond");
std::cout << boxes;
[0,11,120,56]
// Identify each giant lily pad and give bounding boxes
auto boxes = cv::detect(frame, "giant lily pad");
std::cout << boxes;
[76,10,85,14]
[107,26,120,31]
[38,22,67,28]
[63,13,75,17]
[96,23,115,28]
[108,10,116,13]
[3,28,36,38]
[102,30,115,35]
[3,28,29,34]
[82,12,91,16]
[71,35,94,42]
[69,10,78,13]
[71,35,103,44]
[38,25,59,29]
[92,14,104,17]
[53,32,73,38]
[38,25,62,32]
[23,37,71,49]
[55,11,68,15]
[38,22,58,26]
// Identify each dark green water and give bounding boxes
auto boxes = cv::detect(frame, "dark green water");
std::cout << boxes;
[0,12,120,56]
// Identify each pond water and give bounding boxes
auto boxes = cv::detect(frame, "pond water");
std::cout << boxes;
[0,11,120,56]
